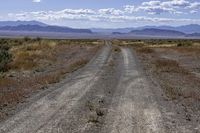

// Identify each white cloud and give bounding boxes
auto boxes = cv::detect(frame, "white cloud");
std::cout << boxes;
[125,1,177,15]
[134,0,200,14]
[33,0,41,3]
[162,0,190,8]
[7,7,200,24]
[98,8,123,15]
[137,5,178,15]
[142,1,161,6]
[138,0,189,14]
[4,1,200,27]
[59,9,95,15]
[189,2,200,9]
[124,5,137,13]
[190,10,198,14]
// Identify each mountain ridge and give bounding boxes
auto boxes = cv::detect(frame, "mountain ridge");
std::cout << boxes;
[0,20,47,27]
[0,20,200,37]
[92,24,200,34]
[0,24,92,34]
[129,28,186,37]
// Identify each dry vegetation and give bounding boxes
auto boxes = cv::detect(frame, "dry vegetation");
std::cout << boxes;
[0,38,102,120]
[136,47,154,54]
[153,59,188,74]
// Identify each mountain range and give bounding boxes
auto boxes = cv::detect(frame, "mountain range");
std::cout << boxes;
[92,24,200,34]
[0,20,47,27]
[0,20,200,38]
[0,25,92,34]
[94,24,200,37]
[129,28,186,37]
[135,24,200,34]
[0,21,92,34]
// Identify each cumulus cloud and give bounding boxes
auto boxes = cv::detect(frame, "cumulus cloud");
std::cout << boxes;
[124,5,137,13]
[161,0,190,8]
[98,8,123,15]
[7,7,200,24]
[33,0,41,3]
[189,2,200,9]
[187,2,200,13]
[137,4,178,15]
[142,1,161,6]
[128,0,200,15]
[29,1,200,16]
[4,0,200,26]
[136,0,190,14]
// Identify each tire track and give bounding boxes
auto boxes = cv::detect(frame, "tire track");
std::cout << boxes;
[35,46,123,133]
[0,45,111,133]
[101,48,165,133]
[0,44,182,133]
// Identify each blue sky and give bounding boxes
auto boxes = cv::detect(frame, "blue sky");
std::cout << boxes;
[0,0,200,28]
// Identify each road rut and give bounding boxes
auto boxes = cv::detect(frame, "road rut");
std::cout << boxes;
[0,44,193,133]
[0,45,111,133]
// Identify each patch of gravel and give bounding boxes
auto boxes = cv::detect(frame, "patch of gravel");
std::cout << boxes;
[134,48,200,132]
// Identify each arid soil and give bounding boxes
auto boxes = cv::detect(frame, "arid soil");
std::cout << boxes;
[0,41,100,121]
[0,41,200,133]
[135,46,200,132]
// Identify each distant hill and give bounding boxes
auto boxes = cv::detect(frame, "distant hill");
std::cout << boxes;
[91,28,135,33]
[1,21,199,34]
[92,24,200,34]
[140,24,200,34]
[0,20,199,38]
[186,33,200,37]
[112,32,124,35]
[175,24,200,34]
[129,28,186,37]
[0,20,47,27]
[0,25,92,34]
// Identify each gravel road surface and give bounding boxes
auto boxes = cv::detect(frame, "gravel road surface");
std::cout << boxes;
[0,43,197,133]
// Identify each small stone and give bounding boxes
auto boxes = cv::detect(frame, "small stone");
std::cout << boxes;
[3,103,8,107]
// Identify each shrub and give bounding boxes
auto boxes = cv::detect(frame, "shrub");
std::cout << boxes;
[23,36,31,42]
[35,37,41,42]
[10,51,37,70]
[137,47,154,54]
[0,45,12,72]
[177,41,192,47]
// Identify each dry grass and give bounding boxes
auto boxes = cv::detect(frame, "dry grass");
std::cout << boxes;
[9,40,57,70]
[68,59,89,72]
[0,58,90,110]
[0,77,15,88]
[0,38,102,121]
[162,80,200,101]
[154,59,188,74]
[152,59,189,99]
[134,40,200,103]
[136,47,154,54]
[172,47,200,56]
[153,58,200,101]
[11,51,37,70]
[163,84,182,100]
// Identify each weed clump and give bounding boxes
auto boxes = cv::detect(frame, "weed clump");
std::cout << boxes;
[0,44,12,72]
[137,47,154,54]
[113,47,121,52]
[177,42,192,47]
[86,101,105,124]
[154,59,188,74]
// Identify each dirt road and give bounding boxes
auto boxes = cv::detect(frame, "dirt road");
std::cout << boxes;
[0,43,198,133]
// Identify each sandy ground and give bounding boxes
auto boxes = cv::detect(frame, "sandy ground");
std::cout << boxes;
[0,43,199,133]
